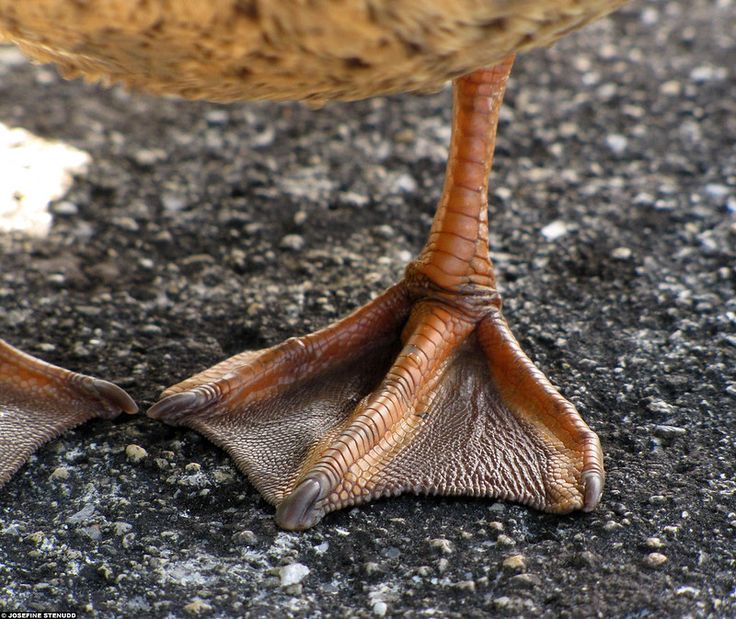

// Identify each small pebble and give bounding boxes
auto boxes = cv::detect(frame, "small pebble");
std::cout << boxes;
[113,522,133,536]
[133,148,167,166]
[690,65,727,82]
[185,462,201,473]
[393,173,417,193]
[437,558,449,574]
[162,193,187,212]
[643,553,668,568]
[497,534,515,547]
[502,554,526,572]
[603,520,624,533]
[653,425,687,439]
[605,134,628,154]
[98,564,114,582]
[125,444,147,463]
[50,466,69,481]
[374,224,395,239]
[205,109,229,125]
[67,504,96,524]
[676,586,700,598]
[571,551,600,568]
[494,596,513,609]
[81,525,101,540]
[647,399,674,414]
[429,538,454,555]
[611,247,632,260]
[372,601,388,617]
[234,530,258,545]
[183,599,213,615]
[704,183,730,200]
[541,220,569,241]
[364,562,381,575]
[659,80,682,96]
[280,234,305,251]
[280,563,310,587]
[510,574,541,588]
[213,469,235,484]
[53,201,78,215]
[645,537,664,549]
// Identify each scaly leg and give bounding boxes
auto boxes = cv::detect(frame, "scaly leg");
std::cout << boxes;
[148,57,604,530]
[0,338,138,486]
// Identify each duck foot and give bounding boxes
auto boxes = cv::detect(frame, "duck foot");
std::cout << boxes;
[148,57,604,529]
[0,338,138,487]
[148,271,602,530]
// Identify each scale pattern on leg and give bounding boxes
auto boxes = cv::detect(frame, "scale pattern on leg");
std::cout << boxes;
[0,338,137,487]
[412,59,514,292]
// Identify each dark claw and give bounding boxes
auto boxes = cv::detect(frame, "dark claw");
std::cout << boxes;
[147,390,212,424]
[582,470,604,512]
[85,376,138,417]
[275,475,329,531]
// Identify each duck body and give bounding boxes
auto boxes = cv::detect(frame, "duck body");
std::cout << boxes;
[1,0,625,103]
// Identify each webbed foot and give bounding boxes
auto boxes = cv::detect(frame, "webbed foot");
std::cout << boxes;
[0,338,137,487]
[149,57,604,529]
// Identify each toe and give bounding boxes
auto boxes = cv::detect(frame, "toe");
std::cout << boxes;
[275,474,331,531]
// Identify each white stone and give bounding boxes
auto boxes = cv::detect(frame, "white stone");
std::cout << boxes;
[541,220,569,241]
[605,134,628,155]
[279,563,310,587]
[125,444,148,463]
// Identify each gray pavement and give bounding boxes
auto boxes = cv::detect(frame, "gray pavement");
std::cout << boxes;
[0,0,734,616]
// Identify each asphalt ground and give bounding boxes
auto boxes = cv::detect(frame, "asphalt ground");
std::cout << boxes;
[0,0,734,616]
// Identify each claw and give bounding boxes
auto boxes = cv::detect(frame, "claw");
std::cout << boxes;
[147,389,214,423]
[83,376,138,416]
[582,470,604,512]
[146,391,201,423]
[275,475,330,531]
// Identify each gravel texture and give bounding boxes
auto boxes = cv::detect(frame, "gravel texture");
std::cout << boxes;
[1,1,735,616]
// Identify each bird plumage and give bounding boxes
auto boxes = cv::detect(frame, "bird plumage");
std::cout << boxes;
[1,0,626,103]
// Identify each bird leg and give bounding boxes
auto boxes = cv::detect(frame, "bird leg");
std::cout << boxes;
[148,56,604,530]
[0,338,138,487]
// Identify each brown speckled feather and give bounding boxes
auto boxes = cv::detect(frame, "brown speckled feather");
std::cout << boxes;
[0,0,626,103]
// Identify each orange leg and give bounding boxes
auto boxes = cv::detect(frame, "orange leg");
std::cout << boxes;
[148,57,604,530]
[0,338,137,486]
